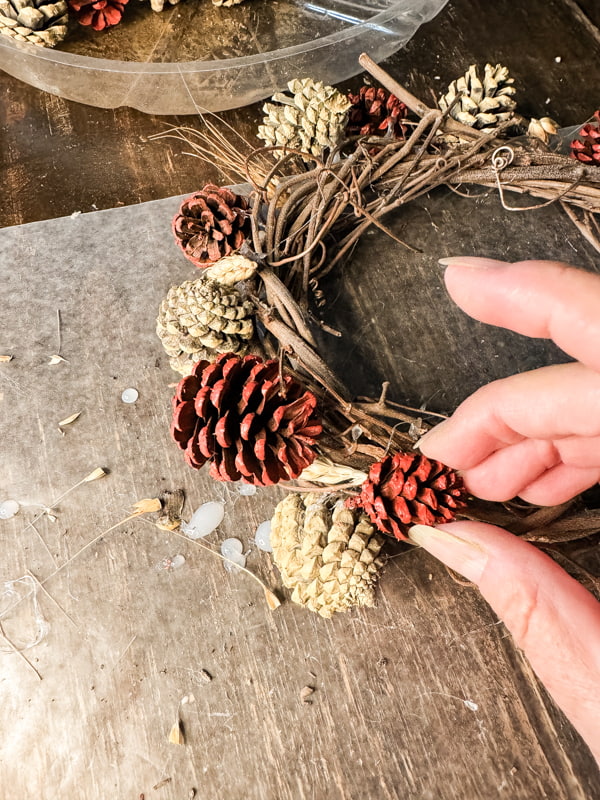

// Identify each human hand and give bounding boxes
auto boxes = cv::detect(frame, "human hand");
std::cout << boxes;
[412,257,600,763]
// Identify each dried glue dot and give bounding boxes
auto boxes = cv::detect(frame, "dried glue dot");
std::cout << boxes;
[121,388,139,404]
[182,501,225,539]
[237,483,257,497]
[254,521,272,553]
[221,538,244,558]
[0,500,20,519]
[223,551,246,573]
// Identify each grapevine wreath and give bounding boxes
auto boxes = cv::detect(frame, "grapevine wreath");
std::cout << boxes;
[155,55,600,617]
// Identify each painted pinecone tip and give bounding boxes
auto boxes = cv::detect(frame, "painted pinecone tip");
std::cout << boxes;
[346,86,408,139]
[156,274,256,376]
[172,185,251,268]
[271,493,386,618]
[439,63,516,131]
[170,353,322,486]
[570,111,600,166]
[68,0,128,29]
[346,451,467,541]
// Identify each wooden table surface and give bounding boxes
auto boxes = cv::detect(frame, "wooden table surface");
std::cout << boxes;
[1,1,600,798]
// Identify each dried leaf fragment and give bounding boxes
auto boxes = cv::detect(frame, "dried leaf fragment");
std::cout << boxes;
[132,498,162,514]
[168,720,185,745]
[58,411,81,427]
[0,355,13,362]
[48,354,68,365]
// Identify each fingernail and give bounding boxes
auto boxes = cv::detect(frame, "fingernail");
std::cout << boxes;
[407,524,488,584]
[415,421,447,452]
[438,256,509,269]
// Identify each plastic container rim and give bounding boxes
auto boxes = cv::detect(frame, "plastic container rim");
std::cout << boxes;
[0,0,445,74]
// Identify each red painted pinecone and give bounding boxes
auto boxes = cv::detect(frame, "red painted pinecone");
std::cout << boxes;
[172,185,251,268]
[570,111,600,166]
[346,87,407,138]
[347,452,467,541]
[170,353,322,486]
[68,0,127,29]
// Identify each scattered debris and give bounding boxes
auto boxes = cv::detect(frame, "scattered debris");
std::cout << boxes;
[168,719,185,745]
[254,520,272,553]
[121,388,139,404]
[554,56,562,63]
[156,554,186,572]
[156,489,184,531]
[198,669,212,684]
[182,501,225,539]
[152,777,172,790]
[0,355,13,362]
[48,354,68,365]
[300,685,315,704]
[70,210,82,219]
[0,500,20,519]
[464,699,478,712]
[58,411,81,428]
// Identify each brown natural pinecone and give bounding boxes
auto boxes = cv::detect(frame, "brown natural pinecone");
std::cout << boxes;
[438,63,516,131]
[170,353,322,486]
[172,185,251,268]
[346,86,407,138]
[156,275,255,376]
[0,0,68,46]
[347,451,467,541]
[271,493,385,618]
[571,111,600,165]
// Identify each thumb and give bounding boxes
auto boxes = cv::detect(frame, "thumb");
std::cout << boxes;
[408,521,600,763]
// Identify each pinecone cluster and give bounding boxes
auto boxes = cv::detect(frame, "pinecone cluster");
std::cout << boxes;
[0,0,68,46]
[172,185,251,268]
[68,0,127,29]
[156,274,255,376]
[570,111,600,166]
[439,63,516,131]
[347,451,467,541]
[170,353,322,486]
[258,78,352,158]
[346,86,408,139]
[271,493,385,618]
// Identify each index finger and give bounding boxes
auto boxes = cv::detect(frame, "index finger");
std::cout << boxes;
[440,258,600,372]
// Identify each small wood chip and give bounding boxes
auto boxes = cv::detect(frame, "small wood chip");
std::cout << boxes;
[300,685,315,704]
[0,355,13,362]
[156,489,185,531]
[168,720,185,745]
[48,354,68,365]
[152,777,172,790]
[58,411,81,427]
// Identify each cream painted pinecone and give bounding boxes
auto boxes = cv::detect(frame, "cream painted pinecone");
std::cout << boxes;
[439,63,516,131]
[157,276,255,376]
[271,493,385,618]
[0,0,67,46]
[258,78,352,157]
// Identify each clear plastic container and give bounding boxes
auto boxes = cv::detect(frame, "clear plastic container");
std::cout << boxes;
[0,0,447,114]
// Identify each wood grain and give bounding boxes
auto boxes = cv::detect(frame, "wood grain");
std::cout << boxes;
[0,1,599,798]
